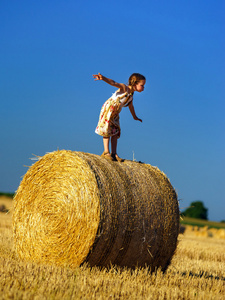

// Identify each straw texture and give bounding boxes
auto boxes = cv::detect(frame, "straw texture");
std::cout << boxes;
[13,150,179,271]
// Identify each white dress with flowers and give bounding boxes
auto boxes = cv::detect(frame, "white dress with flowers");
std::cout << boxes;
[95,88,133,138]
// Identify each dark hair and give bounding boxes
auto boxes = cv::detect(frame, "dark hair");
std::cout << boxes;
[128,73,146,86]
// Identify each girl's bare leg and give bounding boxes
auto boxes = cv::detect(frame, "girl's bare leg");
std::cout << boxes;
[111,134,118,154]
[111,134,124,161]
[102,137,114,161]
[103,137,110,153]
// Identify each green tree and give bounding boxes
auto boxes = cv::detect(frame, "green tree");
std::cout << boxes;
[182,201,208,220]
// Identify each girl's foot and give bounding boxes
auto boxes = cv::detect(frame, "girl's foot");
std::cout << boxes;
[101,151,114,161]
[111,153,124,162]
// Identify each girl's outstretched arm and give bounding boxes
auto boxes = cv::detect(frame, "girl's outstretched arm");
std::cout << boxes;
[93,73,126,92]
[128,102,142,122]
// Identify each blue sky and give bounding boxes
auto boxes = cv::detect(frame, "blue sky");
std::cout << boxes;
[1,0,224,221]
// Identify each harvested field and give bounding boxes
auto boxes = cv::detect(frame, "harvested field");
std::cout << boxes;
[1,203,225,299]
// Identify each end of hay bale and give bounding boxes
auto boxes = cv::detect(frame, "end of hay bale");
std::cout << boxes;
[13,150,100,268]
[13,150,180,271]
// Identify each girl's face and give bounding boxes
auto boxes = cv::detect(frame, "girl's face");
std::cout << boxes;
[134,80,146,92]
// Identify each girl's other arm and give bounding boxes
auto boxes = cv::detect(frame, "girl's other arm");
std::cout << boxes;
[128,102,142,122]
[93,73,126,92]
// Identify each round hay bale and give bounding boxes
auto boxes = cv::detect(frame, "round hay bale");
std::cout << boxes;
[13,150,179,271]
[215,229,225,239]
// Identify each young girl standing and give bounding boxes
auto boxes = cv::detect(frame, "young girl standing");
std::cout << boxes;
[94,73,146,161]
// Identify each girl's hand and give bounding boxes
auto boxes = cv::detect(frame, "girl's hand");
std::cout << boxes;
[128,102,142,122]
[93,73,103,81]
[134,117,142,122]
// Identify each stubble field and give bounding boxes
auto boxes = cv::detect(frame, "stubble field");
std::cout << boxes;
[0,196,224,299]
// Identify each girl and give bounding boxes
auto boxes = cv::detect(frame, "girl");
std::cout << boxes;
[94,73,145,161]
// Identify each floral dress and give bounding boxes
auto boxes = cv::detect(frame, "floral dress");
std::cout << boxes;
[95,88,133,138]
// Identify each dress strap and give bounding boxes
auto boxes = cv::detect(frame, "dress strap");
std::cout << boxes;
[123,93,133,107]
